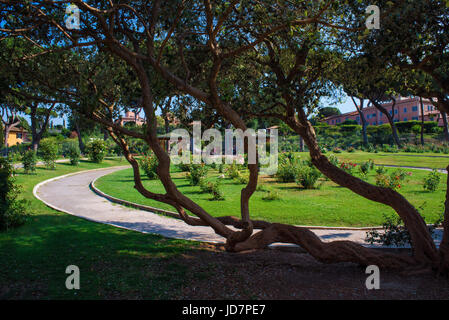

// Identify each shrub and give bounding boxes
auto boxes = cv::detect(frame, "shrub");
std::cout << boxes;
[225,163,241,180]
[86,139,107,163]
[276,154,300,182]
[375,169,411,190]
[296,165,321,189]
[66,142,81,166]
[199,180,224,201]
[358,159,374,177]
[234,172,249,185]
[347,146,355,153]
[332,147,342,153]
[218,163,224,173]
[423,169,441,192]
[39,138,59,169]
[365,213,441,247]
[262,189,281,201]
[139,154,159,180]
[0,157,30,231]
[187,164,208,186]
[328,154,340,167]
[177,162,191,172]
[339,161,357,175]
[375,165,387,175]
[22,149,37,174]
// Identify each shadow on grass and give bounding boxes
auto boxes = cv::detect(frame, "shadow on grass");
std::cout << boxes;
[0,213,201,300]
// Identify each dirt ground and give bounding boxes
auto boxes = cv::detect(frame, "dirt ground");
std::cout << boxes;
[173,244,449,300]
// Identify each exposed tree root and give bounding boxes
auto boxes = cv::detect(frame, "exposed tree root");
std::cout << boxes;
[230,223,417,270]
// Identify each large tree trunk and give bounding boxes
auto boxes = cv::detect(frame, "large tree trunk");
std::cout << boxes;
[439,165,449,275]
[299,136,304,152]
[442,112,449,142]
[351,97,368,146]
[284,115,438,265]
[4,127,11,147]
[74,117,84,153]
[371,100,402,147]
[30,104,54,152]
[420,97,425,146]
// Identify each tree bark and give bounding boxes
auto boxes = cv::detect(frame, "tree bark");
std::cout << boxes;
[30,103,54,152]
[351,96,368,146]
[439,165,449,275]
[442,112,449,142]
[371,100,402,147]
[284,114,438,266]
[420,97,425,146]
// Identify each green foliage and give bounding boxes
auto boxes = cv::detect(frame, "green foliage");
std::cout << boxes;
[262,189,282,201]
[423,169,441,192]
[395,121,438,134]
[296,165,321,189]
[332,147,343,153]
[187,164,208,186]
[0,157,30,231]
[365,212,441,247]
[225,163,241,180]
[358,159,375,177]
[66,142,81,166]
[276,153,300,182]
[138,154,159,180]
[39,138,58,169]
[86,139,107,163]
[22,149,37,174]
[375,169,411,190]
[199,179,224,201]
[375,166,387,175]
[234,173,249,185]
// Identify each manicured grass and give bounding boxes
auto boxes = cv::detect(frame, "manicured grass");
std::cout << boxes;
[96,162,447,227]
[0,159,200,299]
[297,151,449,169]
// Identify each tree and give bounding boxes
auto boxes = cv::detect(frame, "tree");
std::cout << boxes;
[0,103,21,147]
[317,107,340,119]
[2,0,447,274]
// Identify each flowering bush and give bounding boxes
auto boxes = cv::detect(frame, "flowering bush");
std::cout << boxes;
[138,154,158,180]
[375,169,411,190]
[340,161,357,174]
[187,164,208,186]
[226,163,242,180]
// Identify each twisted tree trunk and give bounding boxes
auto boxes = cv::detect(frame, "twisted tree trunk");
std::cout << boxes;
[284,115,438,266]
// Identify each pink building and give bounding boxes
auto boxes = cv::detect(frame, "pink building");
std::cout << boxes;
[117,111,145,126]
[322,97,444,126]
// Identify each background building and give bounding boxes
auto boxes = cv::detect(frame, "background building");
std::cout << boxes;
[6,127,29,147]
[322,97,443,126]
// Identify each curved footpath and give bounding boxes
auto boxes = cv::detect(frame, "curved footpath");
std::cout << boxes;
[34,166,443,248]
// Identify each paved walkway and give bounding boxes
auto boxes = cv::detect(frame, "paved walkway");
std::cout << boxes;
[34,166,443,248]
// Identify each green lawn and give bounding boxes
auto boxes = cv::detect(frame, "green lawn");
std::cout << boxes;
[96,163,447,227]
[297,151,449,169]
[0,159,200,299]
